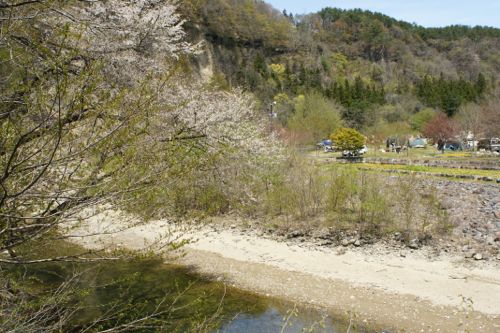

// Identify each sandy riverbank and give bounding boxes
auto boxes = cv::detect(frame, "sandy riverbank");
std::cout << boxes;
[67,214,500,332]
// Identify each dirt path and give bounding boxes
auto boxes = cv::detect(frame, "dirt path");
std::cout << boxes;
[69,216,500,332]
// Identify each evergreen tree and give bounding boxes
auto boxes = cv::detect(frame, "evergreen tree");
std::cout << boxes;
[416,75,486,116]
[476,73,487,96]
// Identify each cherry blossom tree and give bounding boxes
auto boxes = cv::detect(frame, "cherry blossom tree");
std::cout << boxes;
[422,112,458,149]
[0,0,278,263]
[0,0,280,331]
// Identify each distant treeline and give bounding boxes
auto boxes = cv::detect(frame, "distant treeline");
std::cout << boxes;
[326,77,386,107]
[318,8,500,41]
[416,73,488,116]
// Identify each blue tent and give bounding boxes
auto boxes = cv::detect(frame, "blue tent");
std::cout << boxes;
[409,138,426,148]
[317,139,332,147]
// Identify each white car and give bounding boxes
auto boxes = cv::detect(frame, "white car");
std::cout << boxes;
[358,145,368,155]
[342,146,368,157]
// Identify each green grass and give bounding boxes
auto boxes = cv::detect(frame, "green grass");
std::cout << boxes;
[364,146,500,161]
[308,146,500,163]
[327,163,500,179]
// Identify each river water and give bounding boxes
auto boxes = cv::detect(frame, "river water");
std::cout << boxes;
[6,256,370,332]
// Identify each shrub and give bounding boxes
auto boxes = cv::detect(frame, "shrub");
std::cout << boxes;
[325,167,393,236]
[262,156,328,219]
[394,175,452,241]
[287,93,343,144]
[410,108,435,131]
[330,128,366,151]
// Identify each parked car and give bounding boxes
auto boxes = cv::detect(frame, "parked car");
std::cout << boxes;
[323,145,335,153]
[478,138,500,152]
[317,139,331,148]
[342,145,368,157]
[493,138,500,152]
[443,141,463,151]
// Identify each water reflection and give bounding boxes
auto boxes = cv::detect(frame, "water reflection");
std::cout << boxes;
[219,305,366,333]
[6,253,368,333]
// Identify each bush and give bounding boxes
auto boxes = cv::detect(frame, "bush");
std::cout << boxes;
[262,156,328,219]
[393,174,452,241]
[330,128,366,151]
[410,108,435,131]
[325,167,393,235]
[287,93,343,144]
[246,157,452,241]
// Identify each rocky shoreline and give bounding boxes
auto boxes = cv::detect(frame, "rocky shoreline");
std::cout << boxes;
[68,184,500,332]
[211,177,500,263]
[66,176,500,332]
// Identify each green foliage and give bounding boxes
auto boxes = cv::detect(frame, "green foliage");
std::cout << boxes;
[356,172,392,234]
[328,77,384,109]
[326,167,393,234]
[318,7,500,41]
[331,128,366,151]
[395,175,451,241]
[182,0,292,48]
[329,169,389,234]
[273,92,290,104]
[410,108,436,131]
[415,25,500,41]
[287,93,343,143]
[180,1,500,138]
[269,63,286,76]
[327,168,358,214]
[269,63,286,91]
[262,159,327,219]
[253,158,449,239]
[416,74,487,116]
[325,77,385,128]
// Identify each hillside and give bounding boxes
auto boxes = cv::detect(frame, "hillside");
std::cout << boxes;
[180,0,500,142]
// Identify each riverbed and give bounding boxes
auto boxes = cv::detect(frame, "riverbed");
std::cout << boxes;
[5,255,367,332]
[66,212,500,332]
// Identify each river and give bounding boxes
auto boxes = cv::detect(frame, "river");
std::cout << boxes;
[6,256,370,332]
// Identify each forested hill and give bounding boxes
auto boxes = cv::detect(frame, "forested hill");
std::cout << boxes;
[179,0,500,140]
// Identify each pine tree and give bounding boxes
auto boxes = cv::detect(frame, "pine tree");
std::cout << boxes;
[476,73,487,96]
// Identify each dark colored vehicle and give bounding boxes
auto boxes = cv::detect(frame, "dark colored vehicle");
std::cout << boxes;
[443,141,463,151]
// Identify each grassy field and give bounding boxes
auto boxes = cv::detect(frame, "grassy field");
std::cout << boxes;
[319,161,499,181]
[309,146,500,182]
[363,146,500,161]
[309,145,500,161]
[353,163,500,178]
